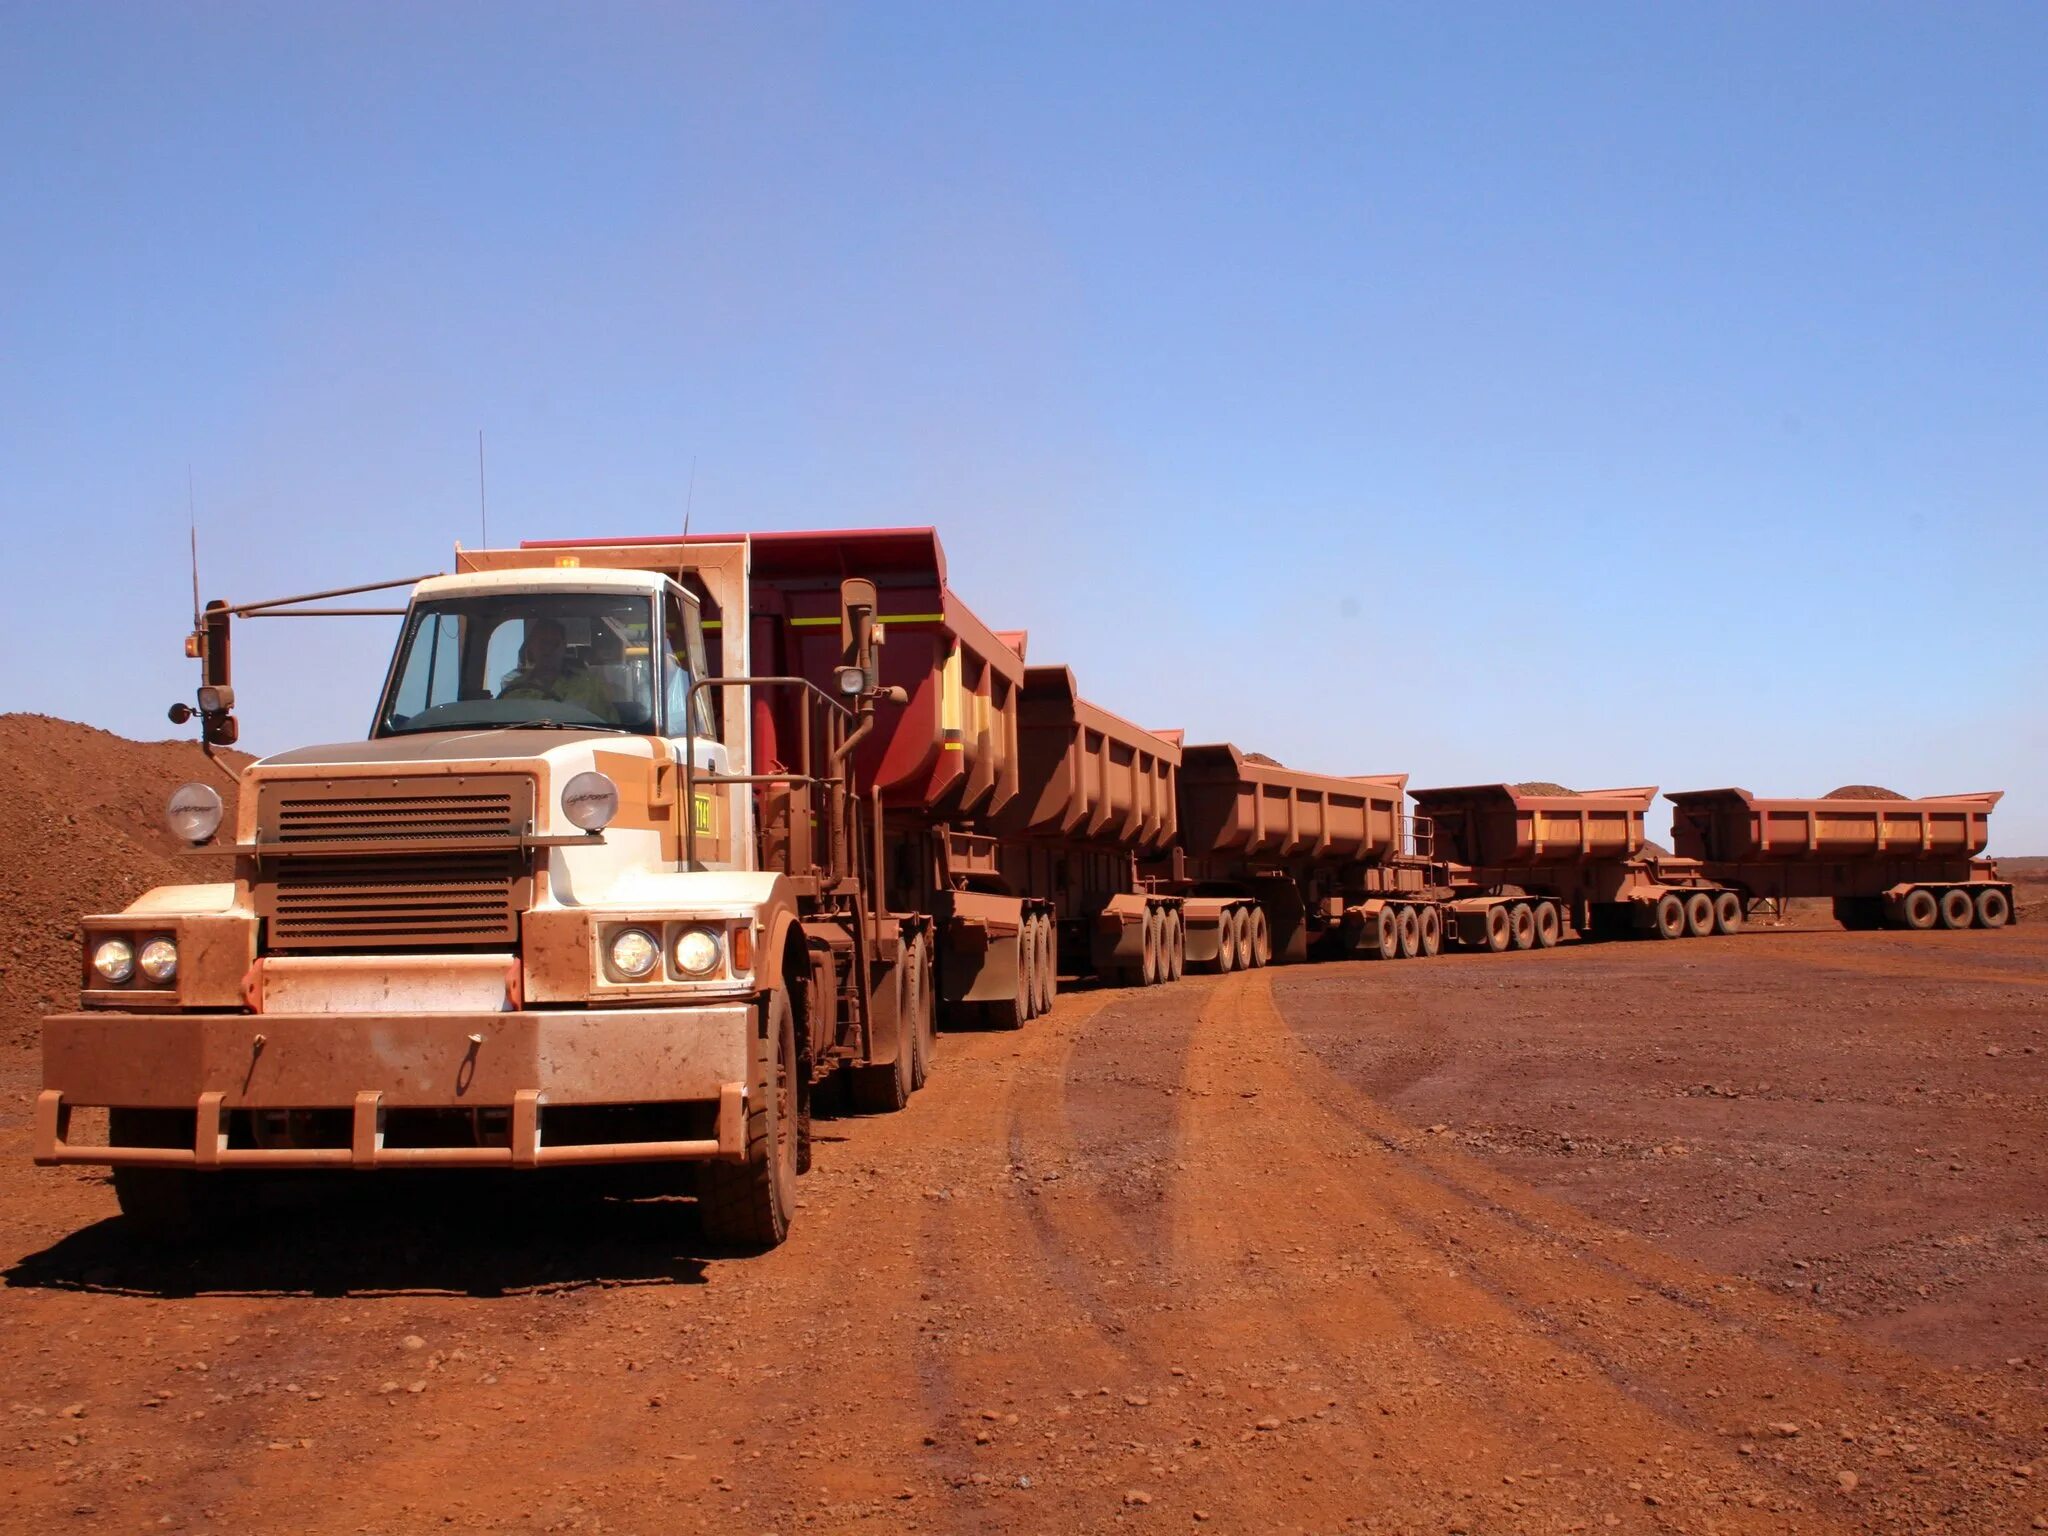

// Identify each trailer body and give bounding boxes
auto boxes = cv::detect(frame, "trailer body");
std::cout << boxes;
[1667,788,2015,930]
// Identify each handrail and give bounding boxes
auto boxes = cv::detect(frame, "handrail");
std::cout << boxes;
[683,674,856,872]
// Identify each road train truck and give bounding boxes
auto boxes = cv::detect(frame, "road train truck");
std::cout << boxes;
[37,534,943,1248]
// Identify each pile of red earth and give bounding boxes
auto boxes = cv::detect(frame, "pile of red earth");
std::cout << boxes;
[1510,781,1576,796]
[0,714,248,1047]
[1826,784,1908,800]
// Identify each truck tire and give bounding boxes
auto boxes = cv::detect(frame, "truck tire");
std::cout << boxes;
[698,988,798,1251]
[1533,902,1561,949]
[1215,911,1239,974]
[1898,888,1938,930]
[850,952,916,1114]
[1231,907,1254,971]
[1974,887,2011,929]
[1249,906,1271,968]
[1036,915,1058,1013]
[1938,888,1975,930]
[1166,910,1186,980]
[1396,906,1420,959]
[1418,905,1442,957]
[907,936,935,1091]
[1684,891,1715,938]
[1140,908,1162,986]
[1484,905,1511,953]
[1653,893,1686,940]
[1026,914,1047,1014]
[1374,905,1400,959]
[1713,891,1743,936]
[1508,903,1536,951]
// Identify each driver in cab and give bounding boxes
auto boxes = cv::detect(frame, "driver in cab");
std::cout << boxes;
[497,617,618,723]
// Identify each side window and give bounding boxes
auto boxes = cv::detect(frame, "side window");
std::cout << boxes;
[662,590,714,738]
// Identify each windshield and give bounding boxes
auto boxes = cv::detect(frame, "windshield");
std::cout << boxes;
[375,591,660,736]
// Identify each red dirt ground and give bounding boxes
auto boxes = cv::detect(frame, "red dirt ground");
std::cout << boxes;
[0,720,2042,1534]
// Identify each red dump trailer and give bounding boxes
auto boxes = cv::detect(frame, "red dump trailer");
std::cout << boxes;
[1666,788,2016,931]
[746,529,1185,1026]
[1146,745,1445,965]
[1408,783,1739,946]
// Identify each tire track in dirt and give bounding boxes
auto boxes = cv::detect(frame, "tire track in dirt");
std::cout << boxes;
[1252,964,2047,1533]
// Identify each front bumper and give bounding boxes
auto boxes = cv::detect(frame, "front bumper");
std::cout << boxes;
[36,1004,754,1170]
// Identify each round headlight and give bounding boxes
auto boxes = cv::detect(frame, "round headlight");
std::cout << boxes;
[92,938,136,984]
[834,664,867,696]
[609,927,659,979]
[673,926,723,977]
[166,781,225,843]
[138,938,179,984]
[561,771,619,832]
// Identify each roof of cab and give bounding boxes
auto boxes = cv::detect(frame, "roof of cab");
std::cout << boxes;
[412,566,680,600]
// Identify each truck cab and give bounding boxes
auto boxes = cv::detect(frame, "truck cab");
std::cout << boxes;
[36,538,932,1249]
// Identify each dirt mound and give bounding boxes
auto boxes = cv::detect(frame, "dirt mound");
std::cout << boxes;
[1640,838,1671,857]
[0,714,250,1045]
[1242,751,1284,767]
[1825,784,1907,801]
[1510,781,1575,797]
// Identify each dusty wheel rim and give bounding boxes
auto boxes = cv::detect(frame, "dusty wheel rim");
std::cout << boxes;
[1714,892,1743,935]
[1215,914,1236,973]
[1655,894,1685,938]
[1419,906,1442,956]
[1939,889,1975,930]
[1685,892,1715,937]
[1378,908,1400,957]
[1509,904,1535,950]
[1396,907,1419,958]
[1485,906,1510,952]
[1535,903,1560,948]
[1037,916,1057,1012]
[1251,909,1270,967]
[1902,890,1938,929]
[1140,909,1160,985]
[1975,888,2010,928]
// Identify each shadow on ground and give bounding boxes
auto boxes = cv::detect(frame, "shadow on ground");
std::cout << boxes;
[4,1169,718,1299]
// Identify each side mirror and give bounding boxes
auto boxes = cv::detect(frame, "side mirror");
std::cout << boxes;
[838,578,880,694]
[171,600,240,746]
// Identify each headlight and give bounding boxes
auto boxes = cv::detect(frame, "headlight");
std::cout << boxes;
[166,782,225,843]
[92,939,136,984]
[608,927,659,979]
[138,938,179,984]
[673,926,723,977]
[561,771,619,831]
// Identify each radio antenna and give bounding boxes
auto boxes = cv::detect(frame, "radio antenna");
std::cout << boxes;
[477,429,489,547]
[682,454,697,540]
[186,465,201,631]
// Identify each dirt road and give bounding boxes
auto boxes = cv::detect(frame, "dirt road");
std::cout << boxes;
[3,922,2045,1534]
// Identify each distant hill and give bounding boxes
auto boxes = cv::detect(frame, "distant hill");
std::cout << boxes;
[0,714,250,1046]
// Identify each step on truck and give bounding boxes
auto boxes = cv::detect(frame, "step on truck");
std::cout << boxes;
[1666,787,2016,932]
[37,534,938,1248]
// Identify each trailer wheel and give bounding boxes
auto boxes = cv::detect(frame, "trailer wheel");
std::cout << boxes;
[1713,891,1743,936]
[1653,893,1686,940]
[907,935,935,1091]
[1166,909,1186,980]
[849,952,915,1114]
[1533,902,1561,949]
[1141,908,1164,986]
[699,988,798,1250]
[1212,911,1237,974]
[1684,891,1716,938]
[1935,888,1973,930]
[1388,905,1415,959]
[1898,887,1939,931]
[1508,903,1536,951]
[1418,905,1442,957]
[1374,905,1400,959]
[1974,887,2011,929]
[1036,915,1058,1014]
[1483,904,1511,953]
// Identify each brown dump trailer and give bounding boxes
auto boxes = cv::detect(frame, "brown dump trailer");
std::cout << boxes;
[1666,788,2015,931]
[1148,745,1443,965]
[746,529,1185,1026]
[1409,783,1738,946]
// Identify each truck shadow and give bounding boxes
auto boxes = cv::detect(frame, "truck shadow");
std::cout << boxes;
[3,1171,720,1298]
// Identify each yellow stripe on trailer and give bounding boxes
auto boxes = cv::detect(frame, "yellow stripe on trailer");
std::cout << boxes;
[786,613,944,627]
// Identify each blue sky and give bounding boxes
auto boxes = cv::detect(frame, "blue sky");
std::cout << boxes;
[3,2,2043,849]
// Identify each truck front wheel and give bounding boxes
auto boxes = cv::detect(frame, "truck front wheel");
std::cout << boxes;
[109,1109,237,1241]
[699,988,798,1250]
